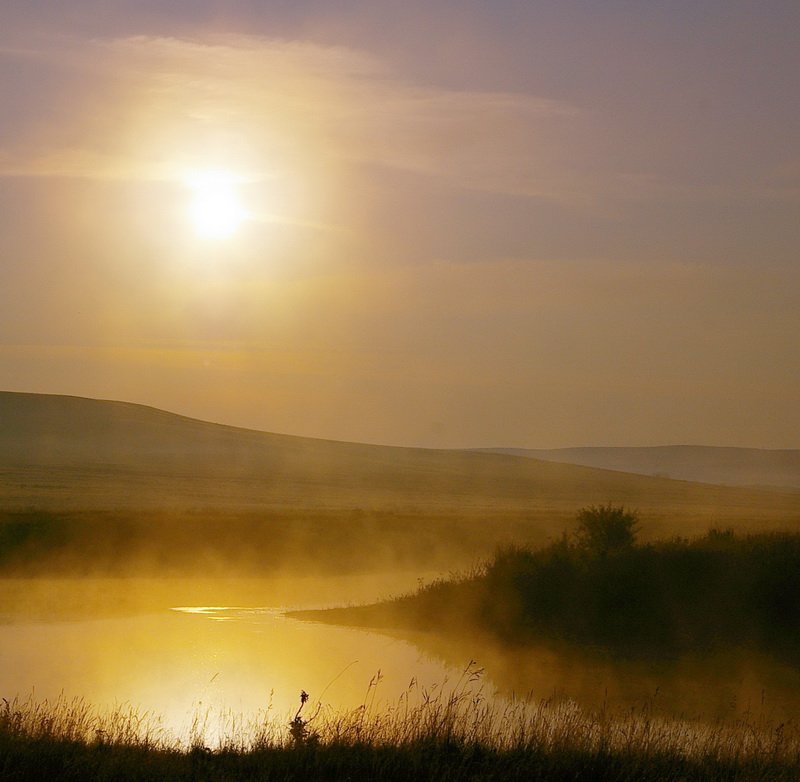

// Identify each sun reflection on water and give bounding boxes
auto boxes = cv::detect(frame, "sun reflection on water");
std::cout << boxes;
[5,576,800,748]
[0,578,461,743]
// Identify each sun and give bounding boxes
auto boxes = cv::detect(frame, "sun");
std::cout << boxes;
[184,170,250,240]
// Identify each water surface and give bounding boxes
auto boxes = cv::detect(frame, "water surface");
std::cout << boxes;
[0,574,457,740]
[2,575,799,742]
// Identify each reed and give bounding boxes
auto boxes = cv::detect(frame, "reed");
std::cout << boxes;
[2,666,799,780]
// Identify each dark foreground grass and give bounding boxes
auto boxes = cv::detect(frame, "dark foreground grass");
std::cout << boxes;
[2,674,800,782]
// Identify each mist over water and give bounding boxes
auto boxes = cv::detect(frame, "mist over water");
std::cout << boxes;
[4,573,800,744]
[398,624,800,725]
[0,574,460,741]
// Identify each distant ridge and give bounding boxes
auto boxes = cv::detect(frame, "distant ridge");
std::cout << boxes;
[476,446,800,491]
[1,393,798,530]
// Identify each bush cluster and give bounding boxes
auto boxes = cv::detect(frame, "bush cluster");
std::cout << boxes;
[314,507,800,657]
[481,518,800,654]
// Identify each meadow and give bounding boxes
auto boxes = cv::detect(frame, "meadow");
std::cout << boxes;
[3,666,800,781]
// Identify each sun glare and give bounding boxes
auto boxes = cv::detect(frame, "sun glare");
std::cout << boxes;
[184,170,250,240]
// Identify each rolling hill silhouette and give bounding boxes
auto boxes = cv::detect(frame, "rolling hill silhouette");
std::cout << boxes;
[478,446,800,491]
[1,391,798,527]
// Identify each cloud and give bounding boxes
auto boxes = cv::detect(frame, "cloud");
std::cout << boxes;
[0,34,581,200]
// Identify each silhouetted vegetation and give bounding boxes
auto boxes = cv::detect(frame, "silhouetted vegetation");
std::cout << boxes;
[0,511,65,568]
[478,527,800,654]
[301,510,800,657]
[2,675,799,781]
[574,502,640,553]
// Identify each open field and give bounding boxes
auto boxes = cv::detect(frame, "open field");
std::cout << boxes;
[3,393,799,519]
[1,393,799,576]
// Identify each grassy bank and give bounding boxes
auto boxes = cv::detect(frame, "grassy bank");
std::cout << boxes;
[2,672,800,781]
[299,527,800,657]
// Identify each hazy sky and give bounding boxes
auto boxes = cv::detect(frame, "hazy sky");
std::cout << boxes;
[1,1,797,448]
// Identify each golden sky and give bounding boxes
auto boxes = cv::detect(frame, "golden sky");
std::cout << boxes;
[0,2,798,448]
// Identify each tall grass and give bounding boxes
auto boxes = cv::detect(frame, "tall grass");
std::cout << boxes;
[312,529,800,657]
[479,529,800,654]
[2,667,800,780]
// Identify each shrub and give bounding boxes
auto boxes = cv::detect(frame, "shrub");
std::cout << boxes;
[574,503,639,554]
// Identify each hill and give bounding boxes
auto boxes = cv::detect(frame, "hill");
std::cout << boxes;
[1,392,798,575]
[477,446,800,491]
[0,391,795,518]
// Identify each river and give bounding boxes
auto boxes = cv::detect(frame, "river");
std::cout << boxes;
[2,574,799,743]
